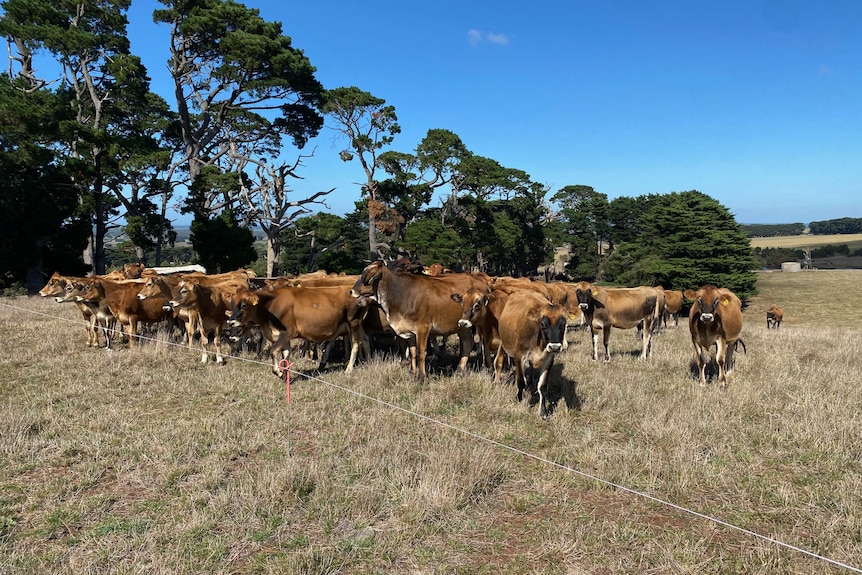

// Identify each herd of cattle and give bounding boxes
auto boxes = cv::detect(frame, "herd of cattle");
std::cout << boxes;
[36,260,777,418]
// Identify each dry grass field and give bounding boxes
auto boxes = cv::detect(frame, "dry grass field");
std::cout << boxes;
[748,233,862,250]
[2,269,862,574]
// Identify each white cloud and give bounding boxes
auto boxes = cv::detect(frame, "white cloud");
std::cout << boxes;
[486,32,510,45]
[467,29,509,47]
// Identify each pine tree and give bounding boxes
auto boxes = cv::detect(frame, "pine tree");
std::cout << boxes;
[603,191,759,299]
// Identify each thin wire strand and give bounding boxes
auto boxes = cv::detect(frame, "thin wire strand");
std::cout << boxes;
[2,298,860,573]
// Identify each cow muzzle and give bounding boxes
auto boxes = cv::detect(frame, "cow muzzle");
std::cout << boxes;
[699,313,715,323]
[458,319,472,328]
[546,342,563,353]
[579,303,589,310]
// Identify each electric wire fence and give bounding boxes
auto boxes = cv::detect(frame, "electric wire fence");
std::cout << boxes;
[1,297,860,573]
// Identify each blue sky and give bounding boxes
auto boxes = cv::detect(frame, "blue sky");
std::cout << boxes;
[124,0,862,225]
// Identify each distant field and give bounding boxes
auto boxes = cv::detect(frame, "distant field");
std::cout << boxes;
[749,233,862,249]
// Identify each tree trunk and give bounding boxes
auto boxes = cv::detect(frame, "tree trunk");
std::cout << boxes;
[266,236,280,277]
[83,230,95,275]
[368,215,380,261]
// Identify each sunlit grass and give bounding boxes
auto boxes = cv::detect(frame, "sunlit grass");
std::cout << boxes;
[749,233,862,249]
[1,274,862,574]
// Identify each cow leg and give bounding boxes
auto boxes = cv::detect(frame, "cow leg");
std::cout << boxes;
[100,317,112,350]
[213,325,225,365]
[693,342,708,386]
[345,337,361,374]
[345,325,368,374]
[493,343,507,385]
[716,339,732,388]
[601,325,611,362]
[590,327,601,361]
[185,312,197,348]
[271,335,293,377]
[318,339,334,371]
[196,324,211,363]
[515,357,527,402]
[127,319,139,349]
[536,362,553,419]
[456,327,473,373]
[87,314,99,347]
[640,318,653,359]
[414,328,430,383]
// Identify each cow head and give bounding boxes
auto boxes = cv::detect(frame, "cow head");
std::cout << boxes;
[350,260,385,299]
[137,276,165,300]
[123,263,145,279]
[686,285,733,324]
[451,288,489,328]
[571,281,600,311]
[540,306,569,354]
[55,280,86,304]
[75,279,104,304]
[225,290,260,328]
[39,272,66,298]
[168,280,197,308]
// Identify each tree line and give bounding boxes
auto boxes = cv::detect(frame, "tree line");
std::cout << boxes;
[809,218,862,235]
[0,0,758,299]
[742,219,862,238]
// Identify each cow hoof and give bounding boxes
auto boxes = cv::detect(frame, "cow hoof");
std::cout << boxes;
[200,354,208,364]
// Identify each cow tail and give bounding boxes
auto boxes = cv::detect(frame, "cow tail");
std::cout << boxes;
[736,338,747,355]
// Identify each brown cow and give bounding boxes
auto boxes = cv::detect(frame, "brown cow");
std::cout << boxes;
[570,282,660,362]
[661,289,684,328]
[766,305,783,330]
[497,290,569,418]
[135,270,250,342]
[350,260,491,382]
[75,277,172,348]
[39,272,104,347]
[136,274,198,346]
[451,287,511,380]
[491,278,578,347]
[122,263,146,279]
[167,278,249,364]
[684,285,744,388]
[225,285,368,376]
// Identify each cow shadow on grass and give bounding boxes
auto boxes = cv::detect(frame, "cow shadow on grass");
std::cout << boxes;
[688,357,731,384]
[499,362,581,418]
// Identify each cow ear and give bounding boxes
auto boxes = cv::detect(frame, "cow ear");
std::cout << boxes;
[683,289,697,300]
[451,293,462,304]
[249,293,259,305]
[721,296,730,307]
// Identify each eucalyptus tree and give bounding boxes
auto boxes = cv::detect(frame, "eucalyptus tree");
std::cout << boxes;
[0,75,89,291]
[153,0,325,212]
[0,0,160,274]
[550,185,610,280]
[278,211,366,275]
[153,0,326,272]
[448,157,538,273]
[323,86,400,261]
[374,128,471,248]
[231,150,332,276]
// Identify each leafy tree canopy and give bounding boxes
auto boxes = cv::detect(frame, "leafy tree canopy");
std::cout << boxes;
[603,191,758,299]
